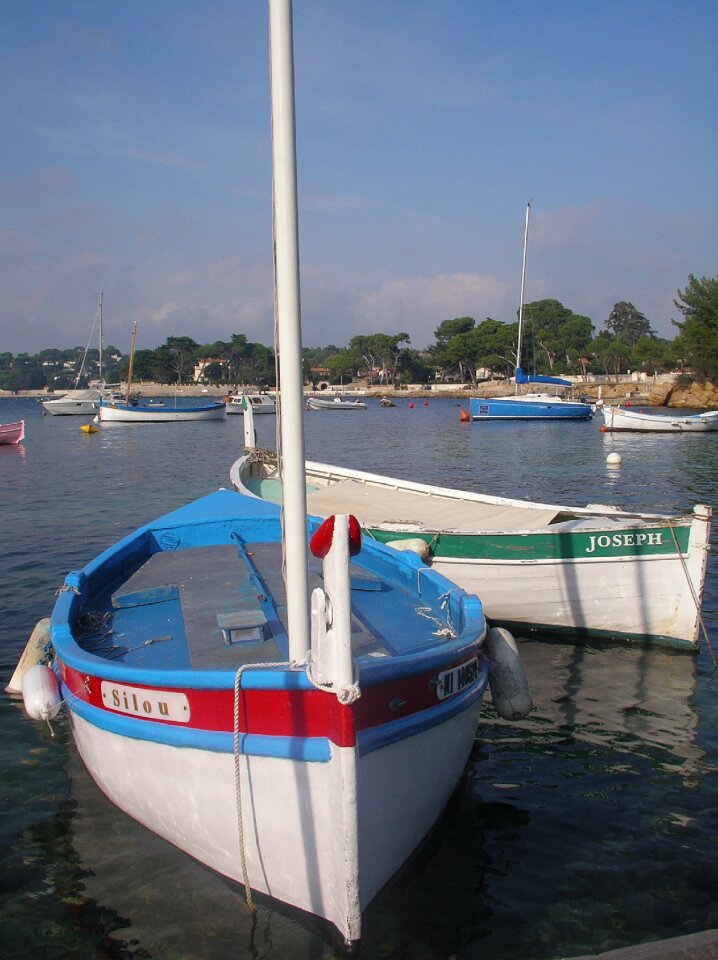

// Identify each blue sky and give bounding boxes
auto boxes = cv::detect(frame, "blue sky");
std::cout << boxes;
[2,0,716,355]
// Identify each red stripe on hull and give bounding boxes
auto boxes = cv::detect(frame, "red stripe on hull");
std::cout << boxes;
[59,653,482,747]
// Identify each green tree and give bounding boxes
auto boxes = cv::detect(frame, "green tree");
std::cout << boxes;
[396,349,432,384]
[325,349,362,386]
[632,336,674,376]
[165,336,199,385]
[349,333,410,383]
[605,302,655,345]
[589,334,630,377]
[672,274,718,380]
[433,317,475,352]
[520,300,594,374]
[129,349,159,382]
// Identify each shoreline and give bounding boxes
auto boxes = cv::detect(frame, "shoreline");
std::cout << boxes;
[1,379,715,409]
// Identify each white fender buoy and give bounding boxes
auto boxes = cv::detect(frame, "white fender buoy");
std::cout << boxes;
[385,538,431,560]
[21,664,62,721]
[5,617,52,694]
[483,627,532,720]
[606,452,621,466]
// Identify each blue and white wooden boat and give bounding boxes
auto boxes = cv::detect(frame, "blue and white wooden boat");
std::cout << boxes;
[470,204,593,422]
[34,488,494,948]
[98,398,226,422]
[15,3,530,949]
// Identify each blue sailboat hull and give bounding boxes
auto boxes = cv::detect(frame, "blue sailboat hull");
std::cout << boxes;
[470,396,593,421]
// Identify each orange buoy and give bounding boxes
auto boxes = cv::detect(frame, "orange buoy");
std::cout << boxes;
[599,424,607,432]
[459,408,470,422]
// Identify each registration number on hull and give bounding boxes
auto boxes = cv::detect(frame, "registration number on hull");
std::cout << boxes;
[435,657,480,700]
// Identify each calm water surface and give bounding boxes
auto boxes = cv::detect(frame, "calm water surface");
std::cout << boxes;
[1,395,717,960]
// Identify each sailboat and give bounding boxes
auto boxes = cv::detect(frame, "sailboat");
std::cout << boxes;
[98,322,226,422]
[16,2,528,950]
[41,293,105,416]
[469,204,593,421]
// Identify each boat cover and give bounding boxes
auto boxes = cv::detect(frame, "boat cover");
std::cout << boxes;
[306,479,560,532]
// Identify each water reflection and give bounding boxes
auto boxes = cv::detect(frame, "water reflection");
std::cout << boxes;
[512,640,706,781]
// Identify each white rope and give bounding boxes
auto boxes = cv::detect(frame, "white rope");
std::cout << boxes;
[667,522,715,667]
[233,660,292,912]
[305,661,361,704]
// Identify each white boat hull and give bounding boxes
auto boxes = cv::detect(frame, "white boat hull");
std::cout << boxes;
[232,455,712,649]
[42,392,99,415]
[99,402,226,422]
[307,397,367,410]
[69,679,480,944]
[226,394,276,414]
[433,544,709,646]
[601,405,718,432]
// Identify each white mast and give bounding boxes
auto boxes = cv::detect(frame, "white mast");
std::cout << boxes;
[98,291,104,386]
[268,0,311,662]
[514,202,530,395]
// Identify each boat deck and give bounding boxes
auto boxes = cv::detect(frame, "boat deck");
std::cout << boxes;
[78,541,417,670]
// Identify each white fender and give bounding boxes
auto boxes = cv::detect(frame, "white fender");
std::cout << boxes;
[385,538,431,561]
[484,627,532,721]
[21,663,62,721]
[6,617,52,694]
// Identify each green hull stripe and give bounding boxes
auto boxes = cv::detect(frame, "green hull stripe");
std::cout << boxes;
[369,524,690,562]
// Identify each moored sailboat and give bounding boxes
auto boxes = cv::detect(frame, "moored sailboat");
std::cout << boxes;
[42,293,105,416]
[470,204,593,421]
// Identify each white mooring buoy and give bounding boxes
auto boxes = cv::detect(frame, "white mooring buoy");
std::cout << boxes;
[606,452,622,466]
[21,664,62,722]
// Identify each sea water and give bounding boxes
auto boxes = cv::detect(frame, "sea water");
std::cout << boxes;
[1,395,716,959]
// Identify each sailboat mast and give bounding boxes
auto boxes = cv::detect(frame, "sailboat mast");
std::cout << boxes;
[98,291,104,386]
[268,0,311,662]
[514,202,530,395]
[125,321,137,405]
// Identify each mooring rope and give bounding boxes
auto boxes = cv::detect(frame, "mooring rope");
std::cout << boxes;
[233,660,292,913]
[667,521,716,668]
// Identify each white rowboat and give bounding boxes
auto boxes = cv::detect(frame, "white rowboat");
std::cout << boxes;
[601,404,718,433]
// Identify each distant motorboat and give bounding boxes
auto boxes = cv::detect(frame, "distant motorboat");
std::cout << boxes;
[225,393,276,415]
[601,404,718,433]
[307,396,367,411]
[0,420,25,444]
[42,388,100,416]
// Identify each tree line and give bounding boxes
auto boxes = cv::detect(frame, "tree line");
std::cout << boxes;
[1,273,715,392]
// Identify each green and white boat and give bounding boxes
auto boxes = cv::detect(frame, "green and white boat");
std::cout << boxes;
[230,444,712,651]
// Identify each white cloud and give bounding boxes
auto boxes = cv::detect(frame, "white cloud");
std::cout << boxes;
[352,272,510,347]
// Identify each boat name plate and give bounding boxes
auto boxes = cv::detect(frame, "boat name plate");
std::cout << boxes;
[101,681,190,723]
[435,657,480,701]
